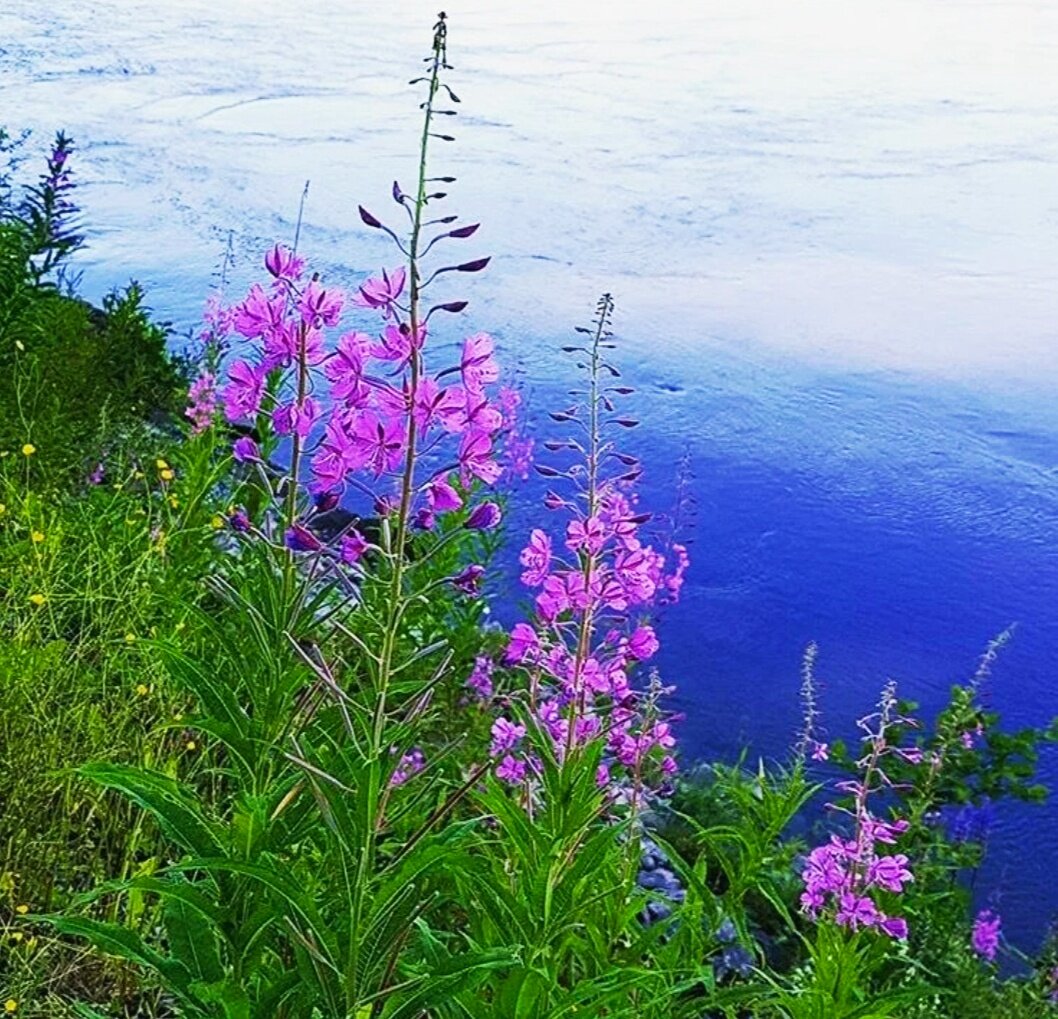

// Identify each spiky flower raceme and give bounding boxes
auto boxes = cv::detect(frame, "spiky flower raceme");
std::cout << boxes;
[484,295,686,803]
[800,682,916,940]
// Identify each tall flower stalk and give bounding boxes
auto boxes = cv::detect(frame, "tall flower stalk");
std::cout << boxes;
[487,295,684,814]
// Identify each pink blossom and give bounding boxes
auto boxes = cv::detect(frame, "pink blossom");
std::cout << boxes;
[505,623,539,665]
[458,430,502,486]
[426,476,463,513]
[627,625,659,661]
[972,910,1001,961]
[298,279,344,328]
[565,515,606,555]
[348,411,406,477]
[233,283,284,339]
[460,332,500,392]
[490,718,526,757]
[222,360,265,421]
[354,266,406,317]
[273,396,322,439]
[519,529,552,587]
[340,530,369,565]
[264,243,305,283]
[496,754,527,785]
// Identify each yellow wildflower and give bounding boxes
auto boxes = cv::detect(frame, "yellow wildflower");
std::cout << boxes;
[4,998,17,1013]
[21,443,35,457]
[124,632,137,644]
[28,594,45,607]
[9,932,23,943]
[210,515,224,530]
[136,683,149,696]
[186,740,197,751]
[168,495,179,509]
[155,458,169,470]
[15,904,28,915]
[30,531,44,544]
[159,468,175,482]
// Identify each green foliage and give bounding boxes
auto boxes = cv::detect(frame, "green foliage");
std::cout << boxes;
[0,133,188,489]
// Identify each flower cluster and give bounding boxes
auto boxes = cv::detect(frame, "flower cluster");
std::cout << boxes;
[800,682,916,940]
[202,237,507,551]
[185,293,233,433]
[971,908,1002,961]
[485,295,685,800]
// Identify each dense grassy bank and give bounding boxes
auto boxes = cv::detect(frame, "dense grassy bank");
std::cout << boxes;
[3,21,1058,1018]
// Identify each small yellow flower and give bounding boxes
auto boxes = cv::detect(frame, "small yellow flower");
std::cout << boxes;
[21,443,35,457]
[4,998,18,1013]
[30,530,44,544]
[186,740,197,751]
[210,515,225,530]
[155,458,169,470]
[136,683,149,696]
[10,931,23,943]
[15,904,28,915]
[28,594,45,607]
[159,468,175,482]
[124,632,137,644]
[112,482,123,491]
[173,712,184,722]
[168,495,179,509]
[134,470,144,480]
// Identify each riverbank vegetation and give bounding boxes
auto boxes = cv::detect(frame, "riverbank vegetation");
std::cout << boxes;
[2,17,1058,1019]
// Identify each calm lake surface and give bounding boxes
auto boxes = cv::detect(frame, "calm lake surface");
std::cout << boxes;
[3,0,1057,947]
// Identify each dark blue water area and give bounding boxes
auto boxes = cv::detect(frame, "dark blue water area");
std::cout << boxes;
[489,349,1058,950]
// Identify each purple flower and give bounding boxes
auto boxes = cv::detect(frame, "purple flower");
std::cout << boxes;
[229,509,251,532]
[972,909,1001,961]
[264,243,305,283]
[495,754,527,785]
[451,564,485,596]
[490,718,526,758]
[232,435,260,462]
[427,476,463,513]
[519,529,551,587]
[466,656,493,700]
[465,501,502,531]
[627,625,659,662]
[222,360,265,422]
[340,529,369,565]
[354,266,406,317]
[505,622,540,665]
[390,747,425,787]
[866,854,913,894]
[284,524,323,553]
[460,332,500,393]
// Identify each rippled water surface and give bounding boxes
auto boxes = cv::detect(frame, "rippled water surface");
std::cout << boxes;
[3,0,1058,946]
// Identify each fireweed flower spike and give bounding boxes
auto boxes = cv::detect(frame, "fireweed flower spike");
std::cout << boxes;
[484,295,687,807]
[799,681,915,940]
[972,908,1002,962]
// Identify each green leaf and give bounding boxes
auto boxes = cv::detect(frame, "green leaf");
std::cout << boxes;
[190,979,251,1019]
[80,762,223,857]
[46,915,193,997]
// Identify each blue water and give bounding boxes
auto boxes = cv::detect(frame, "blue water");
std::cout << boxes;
[3,0,1057,948]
